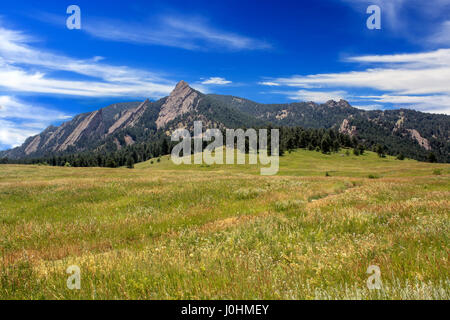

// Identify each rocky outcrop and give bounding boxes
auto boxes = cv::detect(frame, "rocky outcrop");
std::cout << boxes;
[407,129,431,150]
[58,110,103,151]
[124,135,135,146]
[339,119,357,136]
[24,135,41,155]
[276,110,289,120]
[156,81,200,129]
[326,100,352,108]
[107,100,149,135]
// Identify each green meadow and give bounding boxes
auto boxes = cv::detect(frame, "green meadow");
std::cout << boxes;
[0,150,449,299]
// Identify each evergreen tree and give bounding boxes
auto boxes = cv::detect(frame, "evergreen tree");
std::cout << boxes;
[375,144,385,158]
[427,152,437,163]
[126,156,135,169]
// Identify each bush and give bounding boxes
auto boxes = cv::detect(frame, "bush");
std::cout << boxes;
[64,162,71,167]
[433,169,442,175]
[396,153,405,160]
[325,172,330,177]
[368,174,379,179]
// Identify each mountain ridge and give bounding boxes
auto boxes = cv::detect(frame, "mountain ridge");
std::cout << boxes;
[1,81,449,162]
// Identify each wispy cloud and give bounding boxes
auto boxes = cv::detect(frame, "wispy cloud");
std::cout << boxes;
[281,89,347,103]
[341,0,450,46]
[83,15,271,51]
[0,119,40,148]
[428,21,450,46]
[0,96,71,148]
[201,77,232,85]
[0,23,175,98]
[351,104,384,111]
[0,96,70,121]
[261,49,450,114]
[258,81,280,87]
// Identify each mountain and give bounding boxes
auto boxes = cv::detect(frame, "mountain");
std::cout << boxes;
[208,94,450,162]
[1,81,449,162]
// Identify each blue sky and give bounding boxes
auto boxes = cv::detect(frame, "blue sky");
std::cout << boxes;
[0,0,449,150]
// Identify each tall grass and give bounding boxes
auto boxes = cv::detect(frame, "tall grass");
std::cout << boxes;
[0,150,448,299]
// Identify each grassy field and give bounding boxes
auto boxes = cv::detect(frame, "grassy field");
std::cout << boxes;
[0,150,449,299]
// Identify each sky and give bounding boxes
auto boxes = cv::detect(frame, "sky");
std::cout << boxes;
[0,0,449,150]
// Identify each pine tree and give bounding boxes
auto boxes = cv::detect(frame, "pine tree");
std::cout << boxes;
[427,152,437,163]
[375,144,385,158]
[126,156,135,169]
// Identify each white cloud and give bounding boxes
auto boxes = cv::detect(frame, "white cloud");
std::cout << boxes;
[0,24,175,98]
[351,104,384,111]
[0,119,40,148]
[428,21,450,46]
[259,81,280,87]
[0,96,71,148]
[347,49,450,67]
[0,96,70,121]
[201,77,232,85]
[262,49,450,114]
[284,90,347,103]
[361,94,450,114]
[83,15,271,51]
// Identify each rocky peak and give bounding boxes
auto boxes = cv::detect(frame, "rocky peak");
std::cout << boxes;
[325,99,351,108]
[156,81,200,129]
[174,80,190,91]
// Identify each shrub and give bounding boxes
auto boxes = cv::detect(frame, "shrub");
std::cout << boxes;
[368,174,379,179]
[433,169,442,175]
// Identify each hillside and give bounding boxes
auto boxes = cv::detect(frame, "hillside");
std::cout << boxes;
[1,81,449,162]
[208,94,450,162]
[1,149,448,299]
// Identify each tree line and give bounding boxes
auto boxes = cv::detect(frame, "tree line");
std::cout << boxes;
[0,126,439,168]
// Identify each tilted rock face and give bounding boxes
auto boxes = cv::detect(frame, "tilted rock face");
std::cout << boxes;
[0,100,149,158]
[156,81,200,129]
[24,135,41,155]
[108,99,149,135]
[58,110,103,151]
